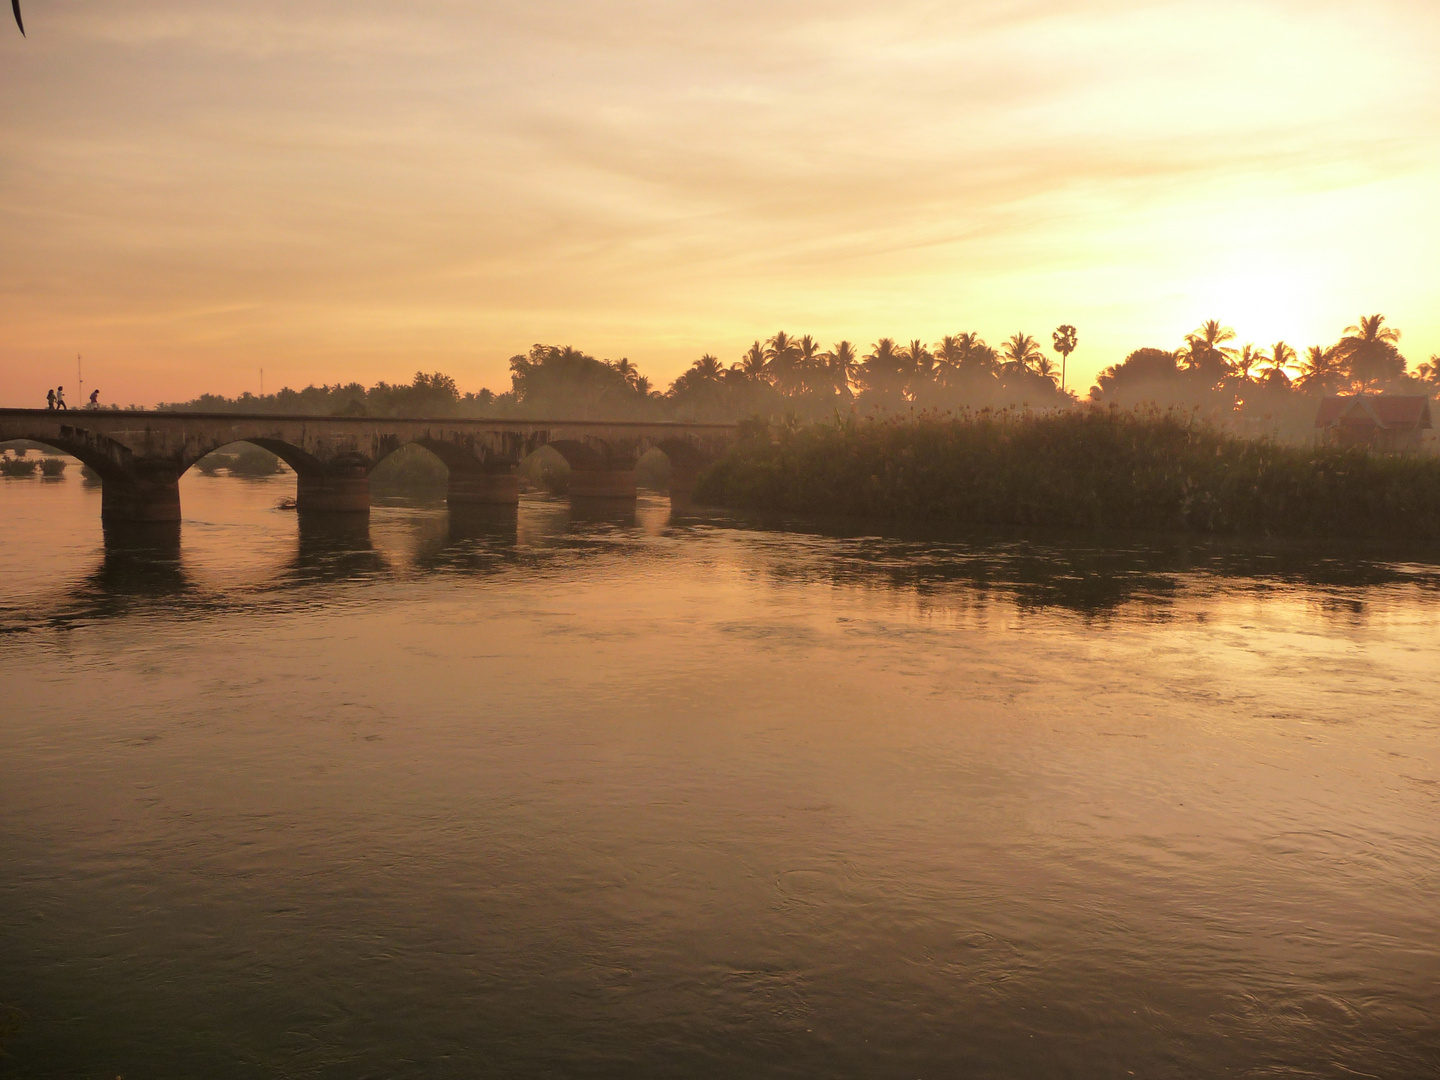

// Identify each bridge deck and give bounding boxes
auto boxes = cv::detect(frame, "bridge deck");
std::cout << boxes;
[0,410,737,522]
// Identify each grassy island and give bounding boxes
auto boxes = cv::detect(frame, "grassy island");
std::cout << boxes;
[694,408,1440,540]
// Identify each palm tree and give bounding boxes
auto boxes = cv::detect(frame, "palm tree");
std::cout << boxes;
[858,338,906,397]
[901,339,934,397]
[933,335,966,384]
[1295,345,1344,395]
[796,334,825,396]
[901,339,933,376]
[1051,325,1077,392]
[734,341,768,383]
[668,353,728,403]
[955,332,997,378]
[613,357,640,390]
[1338,314,1405,390]
[1262,341,1297,380]
[1416,357,1440,390]
[1181,320,1238,382]
[823,341,858,398]
[1232,344,1264,382]
[1032,355,1059,385]
[765,331,804,395]
[999,333,1044,377]
[690,353,725,382]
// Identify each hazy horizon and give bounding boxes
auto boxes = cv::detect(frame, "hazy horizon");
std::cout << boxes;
[4,0,1438,406]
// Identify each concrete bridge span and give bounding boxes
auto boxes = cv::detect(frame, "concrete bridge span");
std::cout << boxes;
[0,409,736,521]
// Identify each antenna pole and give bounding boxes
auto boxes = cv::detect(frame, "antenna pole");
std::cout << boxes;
[78,354,83,400]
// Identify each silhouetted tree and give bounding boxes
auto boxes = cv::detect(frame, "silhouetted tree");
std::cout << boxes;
[823,341,858,399]
[1091,348,1185,404]
[765,331,804,395]
[1416,357,1440,391]
[735,341,768,384]
[1180,320,1237,386]
[1338,314,1405,390]
[999,333,1044,377]
[900,339,934,397]
[796,335,826,396]
[1296,345,1345,395]
[1233,344,1264,383]
[1263,341,1296,380]
[509,344,644,417]
[858,338,907,402]
[1052,325,1077,392]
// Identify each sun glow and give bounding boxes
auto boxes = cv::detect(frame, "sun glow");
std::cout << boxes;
[2,0,1438,403]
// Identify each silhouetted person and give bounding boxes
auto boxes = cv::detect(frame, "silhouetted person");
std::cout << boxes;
[46,388,55,410]
[55,386,67,410]
[88,389,100,408]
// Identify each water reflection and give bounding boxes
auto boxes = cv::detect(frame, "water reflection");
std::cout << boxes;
[80,525,191,610]
[4,475,1440,1079]
[5,473,1440,634]
[411,505,521,573]
[566,496,638,526]
[741,523,1440,618]
[289,512,389,584]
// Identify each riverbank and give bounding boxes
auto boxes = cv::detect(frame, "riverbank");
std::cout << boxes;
[694,408,1440,539]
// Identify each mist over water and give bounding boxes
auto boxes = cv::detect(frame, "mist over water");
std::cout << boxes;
[1,470,1438,1078]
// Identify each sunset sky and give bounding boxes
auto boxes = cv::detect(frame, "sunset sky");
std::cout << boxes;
[2,0,1438,406]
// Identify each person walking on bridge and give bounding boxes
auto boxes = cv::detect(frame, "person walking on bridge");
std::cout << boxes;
[55,386,67,410]
[88,389,100,409]
[46,388,55,410]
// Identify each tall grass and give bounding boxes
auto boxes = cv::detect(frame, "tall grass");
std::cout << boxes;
[695,407,1440,539]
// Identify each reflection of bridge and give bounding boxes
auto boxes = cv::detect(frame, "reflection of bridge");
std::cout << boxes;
[0,410,736,521]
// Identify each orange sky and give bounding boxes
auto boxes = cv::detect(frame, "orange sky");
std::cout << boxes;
[3,0,1438,406]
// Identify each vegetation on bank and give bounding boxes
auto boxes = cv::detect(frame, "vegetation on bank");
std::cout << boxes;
[194,443,285,476]
[152,315,1440,435]
[694,408,1440,540]
[1,446,68,477]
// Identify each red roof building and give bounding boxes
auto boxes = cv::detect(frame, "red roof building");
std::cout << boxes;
[1315,395,1433,452]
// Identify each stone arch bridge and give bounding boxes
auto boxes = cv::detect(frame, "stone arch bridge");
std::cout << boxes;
[0,410,736,522]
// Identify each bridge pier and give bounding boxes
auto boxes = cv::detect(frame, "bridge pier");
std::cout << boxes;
[100,463,182,523]
[296,466,370,514]
[568,468,637,501]
[667,464,704,508]
[0,410,737,530]
[448,468,520,506]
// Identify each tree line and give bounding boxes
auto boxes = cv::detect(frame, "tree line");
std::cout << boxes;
[157,315,1438,429]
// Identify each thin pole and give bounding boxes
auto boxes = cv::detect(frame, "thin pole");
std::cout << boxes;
[260,368,264,397]
[78,354,83,400]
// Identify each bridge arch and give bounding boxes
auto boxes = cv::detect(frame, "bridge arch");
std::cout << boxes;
[374,438,521,506]
[640,436,714,504]
[2,433,131,484]
[543,438,615,472]
[187,440,296,479]
[0,409,736,522]
[181,437,322,477]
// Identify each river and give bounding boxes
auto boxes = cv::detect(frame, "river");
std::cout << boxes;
[1,463,1437,1078]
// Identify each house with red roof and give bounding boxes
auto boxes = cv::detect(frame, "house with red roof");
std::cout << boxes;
[1315,395,1434,452]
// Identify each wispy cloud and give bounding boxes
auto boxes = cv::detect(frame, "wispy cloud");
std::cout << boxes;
[2,0,1437,401]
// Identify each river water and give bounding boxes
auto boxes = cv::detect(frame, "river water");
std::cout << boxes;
[1,464,1437,1079]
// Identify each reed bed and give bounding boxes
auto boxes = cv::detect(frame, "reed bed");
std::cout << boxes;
[694,407,1440,539]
